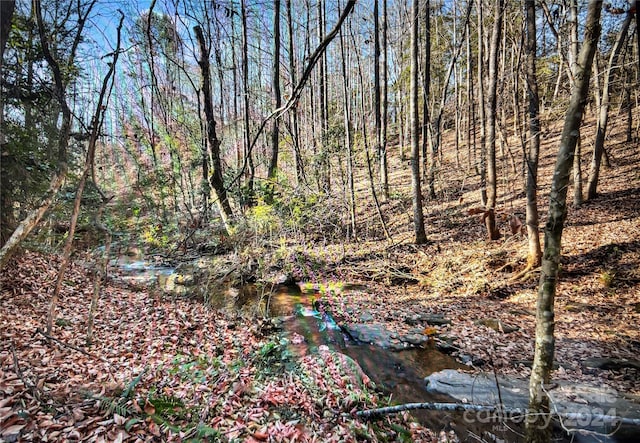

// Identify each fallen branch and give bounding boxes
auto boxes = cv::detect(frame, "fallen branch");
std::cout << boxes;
[10,339,41,400]
[35,328,117,382]
[356,401,640,427]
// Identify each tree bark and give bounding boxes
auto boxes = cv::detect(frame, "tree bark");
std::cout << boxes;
[423,0,436,199]
[568,0,584,207]
[286,0,305,186]
[586,11,632,200]
[49,12,123,335]
[411,0,427,244]
[241,0,254,205]
[380,0,389,200]
[194,25,233,228]
[524,0,542,269]
[373,0,382,196]
[317,0,329,193]
[477,0,487,206]
[636,1,640,77]
[526,2,602,442]
[339,22,356,238]
[267,0,282,203]
[484,0,504,241]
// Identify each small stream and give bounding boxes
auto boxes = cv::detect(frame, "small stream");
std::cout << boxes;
[113,257,638,443]
[263,284,523,442]
[264,286,639,443]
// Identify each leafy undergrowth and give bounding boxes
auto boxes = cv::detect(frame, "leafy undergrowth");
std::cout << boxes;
[0,252,448,442]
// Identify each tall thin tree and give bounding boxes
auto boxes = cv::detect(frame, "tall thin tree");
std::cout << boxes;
[380,0,389,199]
[373,0,382,199]
[524,0,542,270]
[48,12,123,335]
[423,0,436,199]
[411,0,427,244]
[194,25,233,228]
[339,19,356,238]
[286,0,304,186]
[267,0,282,203]
[586,10,632,199]
[484,0,504,240]
[241,0,254,205]
[526,2,603,442]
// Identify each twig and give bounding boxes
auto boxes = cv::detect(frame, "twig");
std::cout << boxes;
[35,328,117,382]
[356,401,640,427]
[10,339,40,399]
[357,401,509,418]
[542,382,623,438]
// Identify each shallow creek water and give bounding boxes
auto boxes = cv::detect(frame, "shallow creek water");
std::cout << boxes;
[265,285,523,441]
[114,257,637,442]
[257,285,638,443]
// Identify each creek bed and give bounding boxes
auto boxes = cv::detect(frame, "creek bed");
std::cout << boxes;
[112,256,638,442]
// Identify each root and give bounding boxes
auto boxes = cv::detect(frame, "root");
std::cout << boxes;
[495,261,519,273]
[510,264,541,282]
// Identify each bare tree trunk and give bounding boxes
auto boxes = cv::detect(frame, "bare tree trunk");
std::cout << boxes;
[318,0,329,193]
[380,0,389,199]
[624,69,633,142]
[48,10,122,335]
[636,0,640,77]
[466,18,474,172]
[423,0,436,199]
[526,2,602,442]
[231,15,242,196]
[477,0,487,206]
[267,0,282,203]
[194,26,233,228]
[339,23,356,238]
[484,0,504,241]
[86,198,111,345]
[353,44,391,241]
[241,0,254,205]
[411,0,427,244]
[573,137,583,207]
[286,0,304,186]
[524,0,542,269]
[373,0,382,194]
[568,0,585,207]
[586,11,632,200]
[399,35,406,162]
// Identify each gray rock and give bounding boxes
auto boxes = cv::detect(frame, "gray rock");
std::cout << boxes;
[475,318,519,333]
[405,314,423,325]
[402,333,430,346]
[583,357,640,371]
[425,369,640,423]
[435,341,457,355]
[344,323,393,348]
[359,311,375,322]
[404,313,452,326]
[421,314,452,326]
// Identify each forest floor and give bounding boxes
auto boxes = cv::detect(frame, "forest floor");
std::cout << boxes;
[1,251,445,442]
[1,115,640,442]
[324,116,640,398]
